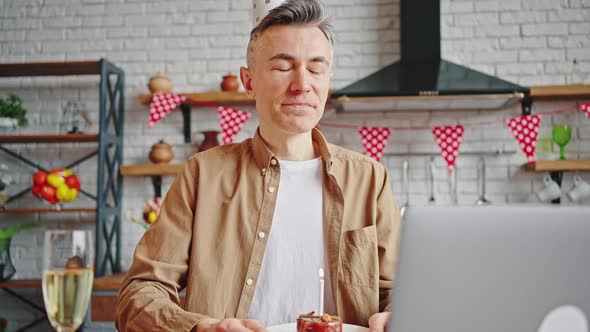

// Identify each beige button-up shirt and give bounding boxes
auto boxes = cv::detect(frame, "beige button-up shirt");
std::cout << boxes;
[116,128,401,332]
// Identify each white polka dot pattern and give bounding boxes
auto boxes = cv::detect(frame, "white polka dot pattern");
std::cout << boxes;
[358,126,392,162]
[252,0,288,27]
[148,92,186,128]
[505,114,542,166]
[218,106,252,144]
[432,125,464,173]
[580,103,590,120]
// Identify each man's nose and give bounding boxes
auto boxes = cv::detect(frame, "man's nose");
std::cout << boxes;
[289,68,311,93]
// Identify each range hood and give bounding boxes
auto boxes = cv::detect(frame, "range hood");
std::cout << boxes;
[332,0,531,111]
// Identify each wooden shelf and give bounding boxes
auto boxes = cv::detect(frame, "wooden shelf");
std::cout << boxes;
[120,163,184,176]
[530,84,590,99]
[137,86,590,106]
[0,208,96,214]
[0,60,101,77]
[93,272,126,291]
[139,90,337,106]
[0,133,99,144]
[525,159,590,172]
[0,279,41,289]
[138,91,254,105]
[0,272,126,290]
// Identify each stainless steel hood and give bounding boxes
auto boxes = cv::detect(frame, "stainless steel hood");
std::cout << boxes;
[332,0,530,111]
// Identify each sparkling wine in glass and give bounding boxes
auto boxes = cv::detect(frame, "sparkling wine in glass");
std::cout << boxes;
[42,229,94,332]
[552,125,572,160]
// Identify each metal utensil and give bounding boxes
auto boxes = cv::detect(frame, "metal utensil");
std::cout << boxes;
[475,156,491,205]
[427,156,436,203]
[400,159,410,217]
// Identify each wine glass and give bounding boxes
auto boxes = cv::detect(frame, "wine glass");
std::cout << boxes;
[552,125,572,160]
[42,229,94,332]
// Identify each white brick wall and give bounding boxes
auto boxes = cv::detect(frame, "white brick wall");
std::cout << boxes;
[1,0,590,330]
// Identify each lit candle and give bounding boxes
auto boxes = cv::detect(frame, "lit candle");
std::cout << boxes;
[319,268,324,316]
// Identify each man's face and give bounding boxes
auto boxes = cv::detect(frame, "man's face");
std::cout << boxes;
[241,24,332,135]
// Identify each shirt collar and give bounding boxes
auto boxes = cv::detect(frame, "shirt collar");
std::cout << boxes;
[251,127,334,173]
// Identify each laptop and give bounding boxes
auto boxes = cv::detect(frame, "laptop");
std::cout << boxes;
[388,206,590,332]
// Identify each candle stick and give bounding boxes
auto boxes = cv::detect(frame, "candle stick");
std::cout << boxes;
[319,268,324,316]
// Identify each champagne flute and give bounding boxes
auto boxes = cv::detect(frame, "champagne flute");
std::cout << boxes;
[42,229,94,332]
[552,125,571,160]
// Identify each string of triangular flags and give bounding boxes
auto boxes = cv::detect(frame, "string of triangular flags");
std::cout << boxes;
[148,94,589,170]
[148,92,252,144]
[333,102,589,171]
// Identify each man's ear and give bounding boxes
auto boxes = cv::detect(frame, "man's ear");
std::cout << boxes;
[240,66,255,99]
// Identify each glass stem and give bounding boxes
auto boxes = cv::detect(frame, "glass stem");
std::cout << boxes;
[560,145,566,160]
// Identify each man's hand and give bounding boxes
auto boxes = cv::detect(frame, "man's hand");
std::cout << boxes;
[368,312,391,332]
[195,318,267,332]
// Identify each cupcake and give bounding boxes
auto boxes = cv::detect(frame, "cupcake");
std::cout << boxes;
[297,313,342,332]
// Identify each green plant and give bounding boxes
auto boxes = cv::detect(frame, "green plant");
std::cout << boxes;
[0,94,28,127]
[0,223,38,245]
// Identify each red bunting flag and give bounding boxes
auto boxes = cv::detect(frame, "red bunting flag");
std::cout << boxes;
[505,114,542,166]
[432,125,465,173]
[148,92,186,128]
[358,127,392,162]
[218,106,252,144]
[579,103,590,120]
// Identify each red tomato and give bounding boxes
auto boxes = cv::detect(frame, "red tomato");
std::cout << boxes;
[65,174,81,190]
[33,171,48,186]
[31,185,42,197]
[40,185,57,204]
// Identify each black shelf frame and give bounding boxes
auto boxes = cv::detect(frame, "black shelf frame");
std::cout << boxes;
[0,58,125,277]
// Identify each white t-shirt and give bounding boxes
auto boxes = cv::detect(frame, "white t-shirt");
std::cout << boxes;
[248,157,336,327]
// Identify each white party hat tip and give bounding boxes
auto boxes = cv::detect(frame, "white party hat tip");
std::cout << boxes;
[252,0,289,28]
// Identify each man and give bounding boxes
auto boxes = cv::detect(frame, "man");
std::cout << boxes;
[115,1,400,331]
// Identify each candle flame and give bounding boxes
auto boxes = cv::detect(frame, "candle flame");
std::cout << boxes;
[319,268,324,279]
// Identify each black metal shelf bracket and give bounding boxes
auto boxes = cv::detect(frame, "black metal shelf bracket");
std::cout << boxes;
[180,103,191,143]
[151,175,162,200]
[550,171,563,205]
[521,93,533,116]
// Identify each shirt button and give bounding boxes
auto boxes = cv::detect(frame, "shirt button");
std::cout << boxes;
[246,278,253,286]
[258,232,265,239]
[268,186,275,193]
[270,159,277,166]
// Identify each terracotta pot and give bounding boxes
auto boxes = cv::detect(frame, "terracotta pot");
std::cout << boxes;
[148,73,173,93]
[149,140,174,164]
[220,74,239,92]
[198,131,221,152]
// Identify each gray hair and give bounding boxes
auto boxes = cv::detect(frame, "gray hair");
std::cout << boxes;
[247,0,334,68]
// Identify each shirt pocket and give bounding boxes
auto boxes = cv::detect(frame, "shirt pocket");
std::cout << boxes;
[341,224,378,287]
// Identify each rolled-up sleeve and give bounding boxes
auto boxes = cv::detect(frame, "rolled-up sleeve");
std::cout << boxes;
[116,159,208,332]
